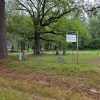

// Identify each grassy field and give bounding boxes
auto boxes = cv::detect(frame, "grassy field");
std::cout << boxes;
[0,50,100,100]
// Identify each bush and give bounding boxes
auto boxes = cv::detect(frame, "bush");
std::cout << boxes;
[87,38,100,49]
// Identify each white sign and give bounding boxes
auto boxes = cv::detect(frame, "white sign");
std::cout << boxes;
[66,35,77,42]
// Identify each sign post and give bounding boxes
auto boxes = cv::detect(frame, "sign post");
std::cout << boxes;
[76,31,79,64]
[66,32,79,64]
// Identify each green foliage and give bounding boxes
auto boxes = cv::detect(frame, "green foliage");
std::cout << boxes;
[89,15,100,38]
[45,17,90,49]
[52,17,90,37]
[42,33,66,49]
[87,38,100,50]
[7,13,34,47]
[6,0,97,51]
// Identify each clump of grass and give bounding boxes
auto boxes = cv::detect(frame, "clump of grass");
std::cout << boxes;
[0,77,93,100]
[0,86,33,100]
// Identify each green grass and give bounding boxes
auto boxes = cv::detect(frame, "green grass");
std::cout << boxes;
[0,87,33,100]
[4,50,100,73]
[0,50,100,100]
[1,51,100,85]
[0,77,93,100]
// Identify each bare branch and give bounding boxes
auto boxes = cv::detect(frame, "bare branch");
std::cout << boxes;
[41,4,57,21]
[42,7,76,26]
[26,1,36,18]
[16,0,36,23]
[28,0,38,10]
[41,0,46,15]
[86,6,100,12]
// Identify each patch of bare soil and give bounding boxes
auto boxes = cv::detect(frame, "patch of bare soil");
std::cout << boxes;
[0,66,100,100]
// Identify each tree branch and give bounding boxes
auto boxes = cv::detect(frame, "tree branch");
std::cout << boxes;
[28,0,38,10]
[86,6,100,12]
[41,4,57,23]
[40,36,54,42]
[42,7,76,26]
[43,31,64,36]
[16,0,36,24]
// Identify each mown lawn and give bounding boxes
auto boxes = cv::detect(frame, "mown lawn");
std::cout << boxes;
[0,50,100,100]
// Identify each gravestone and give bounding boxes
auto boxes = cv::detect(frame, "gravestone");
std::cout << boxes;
[57,57,65,63]
[19,50,26,61]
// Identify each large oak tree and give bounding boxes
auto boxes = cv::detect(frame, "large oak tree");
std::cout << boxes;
[16,0,100,54]
[15,0,78,54]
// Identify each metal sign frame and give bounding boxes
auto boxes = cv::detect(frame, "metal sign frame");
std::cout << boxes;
[66,31,79,64]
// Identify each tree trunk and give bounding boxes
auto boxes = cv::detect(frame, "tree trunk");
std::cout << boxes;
[11,45,14,52]
[27,44,30,51]
[56,48,59,55]
[63,50,66,55]
[20,42,26,60]
[0,0,7,58]
[34,32,40,54]
[21,42,25,52]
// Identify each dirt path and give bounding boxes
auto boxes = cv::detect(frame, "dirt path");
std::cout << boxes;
[0,67,100,100]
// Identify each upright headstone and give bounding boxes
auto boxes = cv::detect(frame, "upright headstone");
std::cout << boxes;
[19,50,27,61]
[57,57,65,63]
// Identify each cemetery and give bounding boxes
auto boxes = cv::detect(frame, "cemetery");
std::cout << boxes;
[0,0,100,100]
